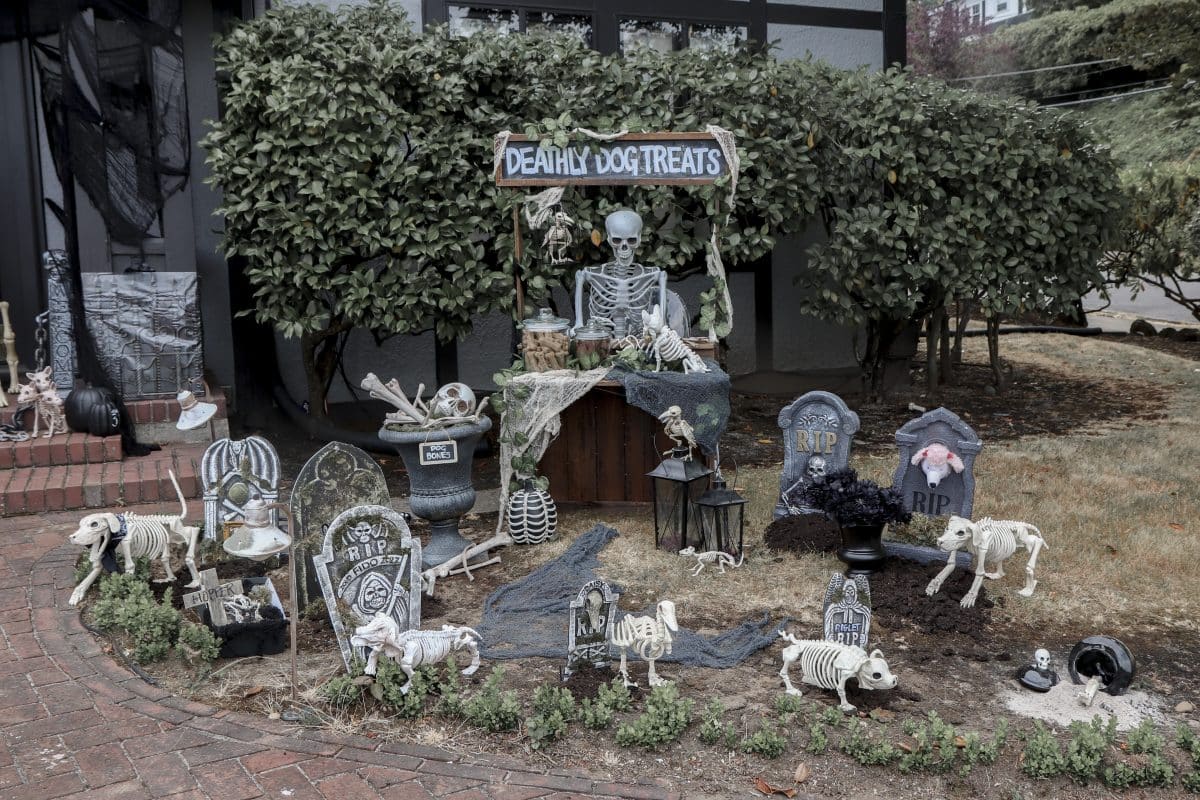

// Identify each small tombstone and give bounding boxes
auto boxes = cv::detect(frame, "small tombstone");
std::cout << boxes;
[183,568,245,628]
[290,442,390,611]
[313,504,422,670]
[892,407,982,519]
[561,579,619,681]
[775,391,860,519]
[200,436,281,541]
[822,573,872,649]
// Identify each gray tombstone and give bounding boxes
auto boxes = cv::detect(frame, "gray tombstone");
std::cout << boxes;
[892,407,983,518]
[822,573,872,649]
[775,391,860,519]
[561,579,619,681]
[313,504,422,670]
[290,442,391,611]
[200,436,281,541]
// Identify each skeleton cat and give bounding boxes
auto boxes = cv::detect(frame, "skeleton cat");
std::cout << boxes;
[678,546,744,575]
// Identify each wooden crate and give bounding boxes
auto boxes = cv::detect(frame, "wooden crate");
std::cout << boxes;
[540,382,668,504]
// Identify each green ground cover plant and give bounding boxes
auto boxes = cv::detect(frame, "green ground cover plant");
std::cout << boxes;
[615,684,694,749]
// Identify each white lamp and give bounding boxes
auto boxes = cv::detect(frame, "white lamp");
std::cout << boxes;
[222,499,291,561]
[176,389,218,431]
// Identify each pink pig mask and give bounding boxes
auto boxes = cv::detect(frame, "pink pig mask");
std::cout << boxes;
[910,443,964,489]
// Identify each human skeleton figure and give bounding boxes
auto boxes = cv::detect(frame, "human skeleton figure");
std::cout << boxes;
[611,600,678,687]
[925,515,1048,608]
[678,546,744,576]
[573,209,667,338]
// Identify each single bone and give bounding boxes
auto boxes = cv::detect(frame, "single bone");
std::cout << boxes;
[1078,676,1102,707]
[419,532,513,596]
[0,301,18,395]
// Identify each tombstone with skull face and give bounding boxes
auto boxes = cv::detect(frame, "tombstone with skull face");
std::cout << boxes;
[312,504,422,670]
[572,209,668,338]
[562,578,619,681]
[776,391,860,519]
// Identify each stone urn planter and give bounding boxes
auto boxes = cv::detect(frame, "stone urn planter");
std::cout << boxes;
[837,523,888,576]
[379,417,492,569]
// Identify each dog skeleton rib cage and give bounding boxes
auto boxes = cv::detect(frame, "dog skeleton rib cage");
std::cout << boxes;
[572,209,668,339]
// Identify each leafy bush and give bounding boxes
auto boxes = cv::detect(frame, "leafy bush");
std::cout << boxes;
[698,700,734,746]
[1103,756,1174,788]
[615,684,694,749]
[435,656,464,717]
[596,679,633,713]
[774,693,805,722]
[1064,717,1113,784]
[373,659,435,718]
[176,621,221,664]
[320,674,363,708]
[840,719,897,766]
[1022,722,1066,779]
[742,723,788,759]
[580,697,615,730]
[806,721,829,755]
[962,719,1008,770]
[1126,719,1166,756]
[1183,771,1200,793]
[463,668,521,733]
[526,685,576,749]
[1178,724,1200,766]
[91,574,181,663]
[898,711,958,774]
[791,468,912,528]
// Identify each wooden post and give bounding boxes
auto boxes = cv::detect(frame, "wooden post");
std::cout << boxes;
[512,206,526,322]
[182,569,244,627]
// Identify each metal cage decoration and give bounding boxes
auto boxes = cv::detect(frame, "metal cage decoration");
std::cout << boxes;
[646,447,713,552]
[692,472,747,558]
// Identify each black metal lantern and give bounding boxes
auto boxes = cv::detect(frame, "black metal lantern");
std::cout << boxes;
[646,447,713,552]
[693,475,747,558]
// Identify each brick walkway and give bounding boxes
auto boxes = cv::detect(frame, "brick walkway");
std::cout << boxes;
[0,507,679,800]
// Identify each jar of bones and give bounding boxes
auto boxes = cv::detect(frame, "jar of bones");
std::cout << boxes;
[521,308,571,372]
[572,318,611,370]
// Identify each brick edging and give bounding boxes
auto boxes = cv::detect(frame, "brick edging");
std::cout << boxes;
[28,542,681,800]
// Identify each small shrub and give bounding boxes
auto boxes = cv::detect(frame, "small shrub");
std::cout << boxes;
[373,659,435,718]
[91,575,181,663]
[775,693,804,721]
[526,685,576,749]
[1178,725,1200,766]
[742,723,788,759]
[1103,756,1175,789]
[1022,722,1066,779]
[840,719,897,766]
[1182,771,1200,792]
[73,553,93,586]
[320,674,362,708]
[596,679,632,712]
[962,719,1007,769]
[579,697,614,730]
[1064,717,1111,784]
[1126,719,1166,756]
[698,700,734,746]
[176,621,221,664]
[615,684,693,749]
[898,711,957,774]
[806,721,829,754]
[434,656,464,717]
[463,668,520,733]
[820,706,844,727]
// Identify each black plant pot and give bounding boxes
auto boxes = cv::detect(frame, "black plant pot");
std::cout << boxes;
[837,524,887,575]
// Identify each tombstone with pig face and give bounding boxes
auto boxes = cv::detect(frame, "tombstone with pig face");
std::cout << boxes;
[775,391,860,519]
[892,407,982,518]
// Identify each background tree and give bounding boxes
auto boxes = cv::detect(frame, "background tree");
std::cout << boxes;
[906,0,1015,80]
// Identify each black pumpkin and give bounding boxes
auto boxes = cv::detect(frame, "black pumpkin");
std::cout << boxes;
[64,386,122,437]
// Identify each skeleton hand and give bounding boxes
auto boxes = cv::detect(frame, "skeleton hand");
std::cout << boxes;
[960,592,977,609]
[69,587,85,606]
[925,579,942,596]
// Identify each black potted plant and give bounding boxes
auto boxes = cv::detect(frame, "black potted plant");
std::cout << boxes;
[787,467,912,574]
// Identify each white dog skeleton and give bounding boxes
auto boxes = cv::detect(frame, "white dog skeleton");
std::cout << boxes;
[611,600,679,687]
[777,633,898,713]
[678,546,744,576]
[641,305,709,374]
[925,515,1048,608]
[350,613,481,693]
[68,470,201,606]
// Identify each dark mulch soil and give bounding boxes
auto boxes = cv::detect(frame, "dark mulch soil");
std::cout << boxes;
[867,557,999,647]
[1101,331,1200,361]
[762,513,840,554]
[562,662,619,700]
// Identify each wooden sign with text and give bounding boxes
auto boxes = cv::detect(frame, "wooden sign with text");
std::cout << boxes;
[495,132,730,187]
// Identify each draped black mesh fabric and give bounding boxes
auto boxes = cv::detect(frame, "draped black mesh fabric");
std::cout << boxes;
[31,0,189,246]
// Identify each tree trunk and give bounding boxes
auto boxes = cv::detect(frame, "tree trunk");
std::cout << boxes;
[299,317,351,421]
[939,305,953,385]
[986,315,1006,393]
[862,318,904,401]
[925,309,941,395]
[952,299,972,367]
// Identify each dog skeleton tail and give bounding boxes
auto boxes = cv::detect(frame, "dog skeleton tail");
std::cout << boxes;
[168,469,188,519]
[735,551,746,568]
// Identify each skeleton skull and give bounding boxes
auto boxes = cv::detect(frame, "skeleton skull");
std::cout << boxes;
[605,209,642,268]
[343,521,377,547]
[430,382,476,419]
[585,589,604,631]
[1034,648,1051,671]
[806,454,828,482]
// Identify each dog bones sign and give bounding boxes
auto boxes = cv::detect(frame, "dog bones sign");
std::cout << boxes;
[496,132,731,186]
[418,440,458,466]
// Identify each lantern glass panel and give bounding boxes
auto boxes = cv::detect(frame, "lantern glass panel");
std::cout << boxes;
[693,479,746,557]
[647,452,713,553]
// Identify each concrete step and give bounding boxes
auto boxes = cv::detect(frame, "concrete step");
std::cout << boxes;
[0,442,206,516]
[0,431,122,469]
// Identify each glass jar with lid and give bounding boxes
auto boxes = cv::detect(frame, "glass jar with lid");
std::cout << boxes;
[521,308,571,372]
[572,317,612,369]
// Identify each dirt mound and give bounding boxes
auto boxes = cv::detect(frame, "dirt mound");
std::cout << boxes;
[762,513,840,554]
[869,557,998,645]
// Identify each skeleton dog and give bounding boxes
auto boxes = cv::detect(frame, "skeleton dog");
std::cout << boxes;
[611,600,679,687]
[350,613,481,693]
[925,515,1047,608]
[678,546,744,576]
[777,633,897,712]
[68,469,202,606]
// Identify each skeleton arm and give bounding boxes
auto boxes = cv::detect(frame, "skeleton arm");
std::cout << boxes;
[572,269,588,334]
